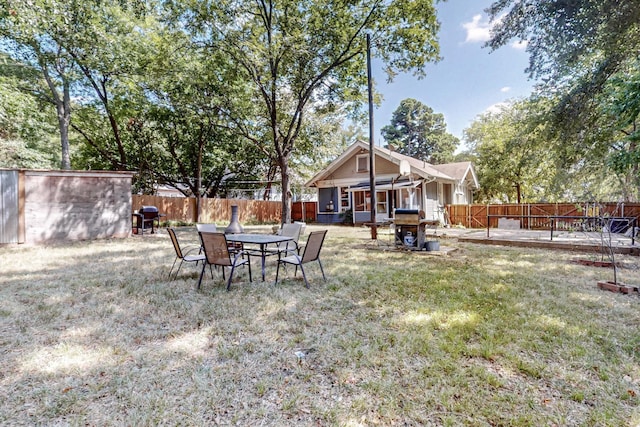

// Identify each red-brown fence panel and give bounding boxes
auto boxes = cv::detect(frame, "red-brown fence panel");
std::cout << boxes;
[292,201,317,222]
[132,195,281,224]
[446,203,640,229]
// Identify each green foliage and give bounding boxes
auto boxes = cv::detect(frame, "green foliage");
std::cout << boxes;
[381,98,458,164]
[486,0,640,201]
[171,0,442,219]
[464,98,556,203]
[487,0,640,82]
[0,56,59,168]
[1,0,442,208]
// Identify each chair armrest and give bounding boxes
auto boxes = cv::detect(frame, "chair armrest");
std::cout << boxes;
[182,245,202,255]
[280,247,300,257]
[232,249,252,263]
[275,240,299,252]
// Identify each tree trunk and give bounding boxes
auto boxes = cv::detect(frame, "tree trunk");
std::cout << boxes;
[280,157,292,224]
[59,81,71,170]
[195,141,203,223]
[42,64,71,170]
[630,138,639,202]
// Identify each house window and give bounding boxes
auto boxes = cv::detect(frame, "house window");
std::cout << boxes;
[354,190,386,213]
[354,191,370,212]
[318,187,335,212]
[399,187,422,209]
[356,154,369,172]
[376,192,387,216]
[340,187,351,211]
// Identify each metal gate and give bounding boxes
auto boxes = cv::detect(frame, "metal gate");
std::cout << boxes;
[0,170,19,244]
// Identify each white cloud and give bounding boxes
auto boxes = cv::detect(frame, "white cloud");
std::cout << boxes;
[462,14,491,43]
[462,13,526,50]
[500,86,511,93]
[511,40,528,50]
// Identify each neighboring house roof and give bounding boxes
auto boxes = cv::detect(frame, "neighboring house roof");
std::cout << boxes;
[306,140,479,188]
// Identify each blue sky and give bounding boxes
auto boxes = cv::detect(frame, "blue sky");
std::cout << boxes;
[371,0,535,148]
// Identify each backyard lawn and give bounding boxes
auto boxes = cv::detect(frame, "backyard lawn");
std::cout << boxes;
[1,225,639,426]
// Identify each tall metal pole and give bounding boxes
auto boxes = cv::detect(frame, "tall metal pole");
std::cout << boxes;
[367,33,377,240]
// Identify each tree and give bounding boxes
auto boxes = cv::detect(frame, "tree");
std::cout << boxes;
[0,1,163,172]
[65,1,153,171]
[289,110,356,201]
[381,98,458,163]
[174,0,443,223]
[486,0,640,200]
[0,55,58,168]
[464,99,555,203]
[0,1,80,169]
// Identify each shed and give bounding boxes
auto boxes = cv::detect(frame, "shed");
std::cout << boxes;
[0,169,134,244]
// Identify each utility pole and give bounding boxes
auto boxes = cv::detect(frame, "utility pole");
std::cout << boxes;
[367,33,377,240]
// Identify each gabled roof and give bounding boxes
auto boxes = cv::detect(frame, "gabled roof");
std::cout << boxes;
[305,140,479,188]
[432,162,479,189]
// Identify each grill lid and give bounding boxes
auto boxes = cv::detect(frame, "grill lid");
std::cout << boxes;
[139,205,159,213]
[394,209,419,215]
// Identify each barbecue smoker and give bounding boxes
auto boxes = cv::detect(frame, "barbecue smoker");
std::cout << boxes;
[393,209,427,249]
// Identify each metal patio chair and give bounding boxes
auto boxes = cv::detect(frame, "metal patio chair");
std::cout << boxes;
[198,231,252,291]
[168,228,205,279]
[274,230,327,288]
[273,222,303,255]
[196,223,217,233]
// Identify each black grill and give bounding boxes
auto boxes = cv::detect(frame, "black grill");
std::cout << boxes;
[133,205,161,235]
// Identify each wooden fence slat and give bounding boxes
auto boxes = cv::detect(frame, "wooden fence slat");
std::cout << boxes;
[131,197,640,229]
[446,203,640,229]
[132,196,282,224]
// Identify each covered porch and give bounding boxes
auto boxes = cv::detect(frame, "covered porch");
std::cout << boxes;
[315,178,446,225]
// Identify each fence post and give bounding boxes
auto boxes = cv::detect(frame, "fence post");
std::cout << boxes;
[486,205,490,238]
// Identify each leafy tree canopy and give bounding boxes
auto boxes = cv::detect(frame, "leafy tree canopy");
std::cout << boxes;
[486,0,640,200]
[171,0,443,221]
[0,55,59,168]
[381,98,458,164]
[464,98,554,203]
[1,0,445,215]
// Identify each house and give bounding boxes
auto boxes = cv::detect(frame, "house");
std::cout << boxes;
[305,140,479,225]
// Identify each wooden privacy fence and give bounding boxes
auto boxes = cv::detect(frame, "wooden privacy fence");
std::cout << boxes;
[132,195,281,224]
[292,201,317,223]
[446,203,640,229]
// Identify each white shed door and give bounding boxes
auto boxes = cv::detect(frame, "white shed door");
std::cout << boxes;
[0,170,19,244]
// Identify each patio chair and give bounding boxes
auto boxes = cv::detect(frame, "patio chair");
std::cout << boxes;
[195,223,243,253]
[275,229,327,288]
[274,222,303,254]
[198,231,252,291]
[168,228,206,279]
[196,223,217,233]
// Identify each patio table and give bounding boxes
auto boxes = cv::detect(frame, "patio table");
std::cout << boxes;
[225,233,293,281]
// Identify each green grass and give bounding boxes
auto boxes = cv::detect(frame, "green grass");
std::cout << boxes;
[0,224,639,426]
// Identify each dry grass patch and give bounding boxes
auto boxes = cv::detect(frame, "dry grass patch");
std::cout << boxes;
[1,225,639,425]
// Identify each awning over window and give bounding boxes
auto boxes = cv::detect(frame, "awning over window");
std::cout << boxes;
[345,179,421,192]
